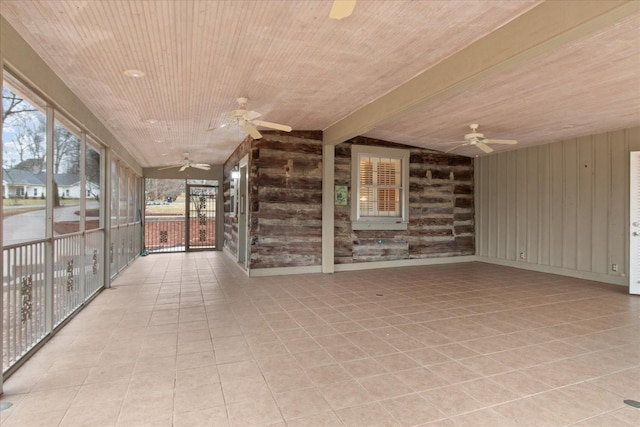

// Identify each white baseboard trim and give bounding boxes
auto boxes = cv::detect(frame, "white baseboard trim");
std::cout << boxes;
[334,255,478,272]
[249,265,323,277]
[476,256,628,287]
[220,249,628,286]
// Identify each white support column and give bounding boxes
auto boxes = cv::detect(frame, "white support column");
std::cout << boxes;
[44,105,55,331]
[139,177,145,255]
[0,36,5,393]
[322,143,336,274]
[79,132,87,302]
[103,149,112,288]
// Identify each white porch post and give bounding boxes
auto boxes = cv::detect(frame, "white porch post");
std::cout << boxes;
[79,132,87,302]
[44,105,54,333]
[322,143,336,274]
[103,149,112,288]
[0,35,4,393]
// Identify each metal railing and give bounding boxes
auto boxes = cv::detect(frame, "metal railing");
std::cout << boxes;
[145,216,186,253]
[2,239,48,371]
[85,230,104,298]
[109,222,142,278]
[53,232,84,326]
[2,228,108,374]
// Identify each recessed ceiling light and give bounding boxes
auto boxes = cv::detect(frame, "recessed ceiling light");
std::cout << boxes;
[144,119,158,124]
[123,69,145,78]
[154,139,165,143]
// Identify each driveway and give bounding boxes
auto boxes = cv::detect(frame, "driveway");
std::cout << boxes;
[2,204,90,246]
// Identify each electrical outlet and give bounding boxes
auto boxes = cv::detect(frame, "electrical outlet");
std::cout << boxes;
[612,264,618,272]
[519,252,525,260]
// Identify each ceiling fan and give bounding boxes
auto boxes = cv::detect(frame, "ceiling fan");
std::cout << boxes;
[330,0,356,20]
[209,97,292,140]
[158,153,211,171]
[444,124,518,154]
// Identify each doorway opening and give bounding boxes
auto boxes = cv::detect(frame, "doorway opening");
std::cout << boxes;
[144,179,218,253]
[186,184,217,251]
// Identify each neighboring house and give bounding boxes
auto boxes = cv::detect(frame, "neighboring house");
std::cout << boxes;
[2,168,46,198]
[54,173,81,198]
[2,168,99,199]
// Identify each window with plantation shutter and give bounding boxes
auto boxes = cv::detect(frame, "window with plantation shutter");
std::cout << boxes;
[351,145,409,230]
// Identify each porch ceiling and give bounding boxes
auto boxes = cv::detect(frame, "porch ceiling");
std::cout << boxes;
[1,1,639,166]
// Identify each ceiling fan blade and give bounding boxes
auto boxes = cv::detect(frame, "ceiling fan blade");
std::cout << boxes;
[330,0,356,20]
[445,144,466,154]
[439,140,466,146]
[245,124,262,139]
[179,164,188,172]
[244,110,262,121]
[157,164,181,170]
[484,139,518,145]
[251,120,292,132]
[476,142,494,153]
[192,164,211,170]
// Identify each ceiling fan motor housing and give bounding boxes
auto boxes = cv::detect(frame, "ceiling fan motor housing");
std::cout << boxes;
[465,132,484,143]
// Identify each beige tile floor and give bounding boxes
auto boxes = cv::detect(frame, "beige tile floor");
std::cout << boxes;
[1,252,639,426]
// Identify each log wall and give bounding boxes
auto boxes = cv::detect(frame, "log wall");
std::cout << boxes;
[335,137,474,264]
[223,133,474,270]
[249,132,324,269]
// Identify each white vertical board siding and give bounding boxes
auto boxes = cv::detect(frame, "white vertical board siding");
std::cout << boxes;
[538,145,551,266]
[592,133,609,274]
[577,137,593,272]
[562,139,578,270]
[526,149,539,264]
[476,126,639,285]
[516,151,528,261]
[496,154,508,259]
[505,151,518,261]
[549,142,564,268]
[487,155,498,258]
[610,129,629,277]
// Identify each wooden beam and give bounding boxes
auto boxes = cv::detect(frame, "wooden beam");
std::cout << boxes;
[323,1,636,146]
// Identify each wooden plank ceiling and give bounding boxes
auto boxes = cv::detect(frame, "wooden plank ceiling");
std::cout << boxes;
[1,0,639,166]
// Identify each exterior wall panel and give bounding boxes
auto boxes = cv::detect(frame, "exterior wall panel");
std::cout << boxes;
[476,126,639,285]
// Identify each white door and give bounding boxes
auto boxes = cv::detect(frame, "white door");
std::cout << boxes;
[237,155,249,270]
[629,152,640,294]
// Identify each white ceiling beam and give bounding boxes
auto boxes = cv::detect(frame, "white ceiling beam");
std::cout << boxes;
[322,0,638,146]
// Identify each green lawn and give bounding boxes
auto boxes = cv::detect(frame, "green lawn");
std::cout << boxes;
[145,199,216,215]
[3,198,79,217]
[145,203,185,215]
[3,198,78,206]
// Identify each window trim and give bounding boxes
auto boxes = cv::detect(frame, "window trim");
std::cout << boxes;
[350,145,409,230]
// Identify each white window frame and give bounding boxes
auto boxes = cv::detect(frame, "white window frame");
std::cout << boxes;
[350,145,409,230]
